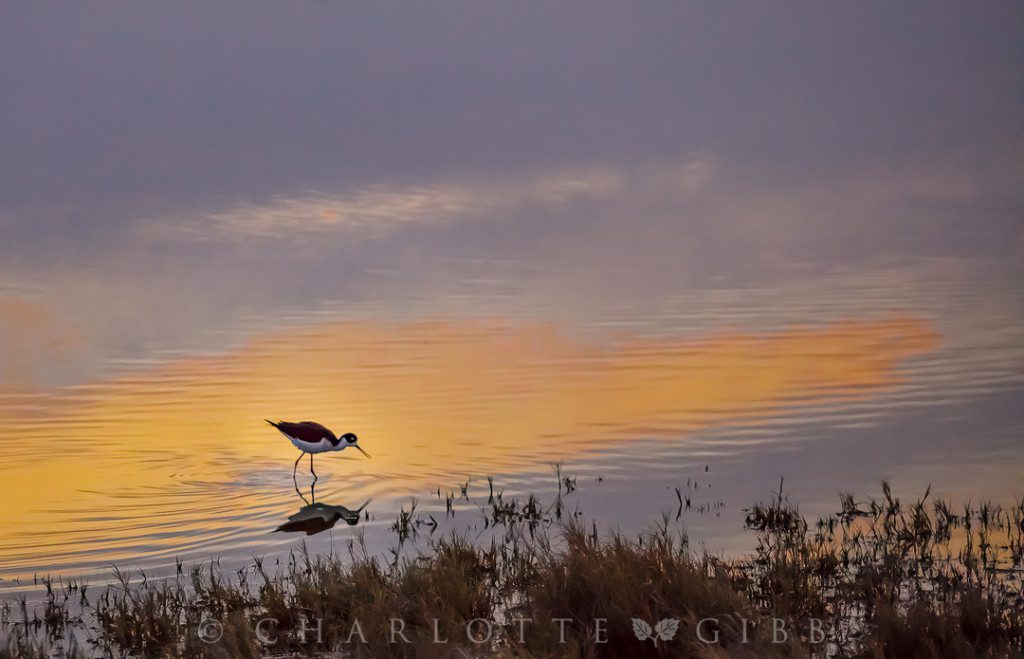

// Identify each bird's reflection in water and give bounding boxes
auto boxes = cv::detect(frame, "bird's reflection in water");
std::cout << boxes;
[274,499,371,536]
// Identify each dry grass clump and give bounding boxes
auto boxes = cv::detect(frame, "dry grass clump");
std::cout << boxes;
[732,480,1024,657]
[516,522,802,657]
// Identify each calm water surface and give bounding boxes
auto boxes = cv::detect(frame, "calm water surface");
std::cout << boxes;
[1,256,1022,596]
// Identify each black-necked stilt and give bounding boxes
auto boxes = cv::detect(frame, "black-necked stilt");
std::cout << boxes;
[265,419,370,490]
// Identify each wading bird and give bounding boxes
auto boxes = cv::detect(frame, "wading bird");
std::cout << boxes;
[265,420,370,491]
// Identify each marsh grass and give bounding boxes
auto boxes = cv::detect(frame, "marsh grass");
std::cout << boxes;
[2,478,1022,658]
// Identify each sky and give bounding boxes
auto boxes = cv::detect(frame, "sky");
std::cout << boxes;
[0,1,1022,388]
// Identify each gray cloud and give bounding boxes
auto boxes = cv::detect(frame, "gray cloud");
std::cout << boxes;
[141,163,630,241]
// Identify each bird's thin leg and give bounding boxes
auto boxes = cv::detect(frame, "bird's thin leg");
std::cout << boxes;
[293,453,308,504]
[309,454,318,503]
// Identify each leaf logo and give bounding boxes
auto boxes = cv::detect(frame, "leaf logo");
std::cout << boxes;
[632,617,679,645]
[631,618,653,641]
[654,618,679,641]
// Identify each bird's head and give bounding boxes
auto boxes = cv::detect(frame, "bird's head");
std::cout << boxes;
[330,510,361,527]
[340,432,371,458]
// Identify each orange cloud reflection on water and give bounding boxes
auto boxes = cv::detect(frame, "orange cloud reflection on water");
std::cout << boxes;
[0,317,936,576]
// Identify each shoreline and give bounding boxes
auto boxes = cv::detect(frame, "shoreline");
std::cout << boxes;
[3,480,1022,657]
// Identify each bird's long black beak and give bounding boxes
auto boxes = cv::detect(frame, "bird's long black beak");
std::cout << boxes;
[355,445,371,459]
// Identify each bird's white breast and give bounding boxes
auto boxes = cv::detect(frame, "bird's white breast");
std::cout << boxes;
[285,434,335,454]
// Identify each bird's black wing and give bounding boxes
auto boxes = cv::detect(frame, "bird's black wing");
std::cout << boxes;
[269,420,337,444]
